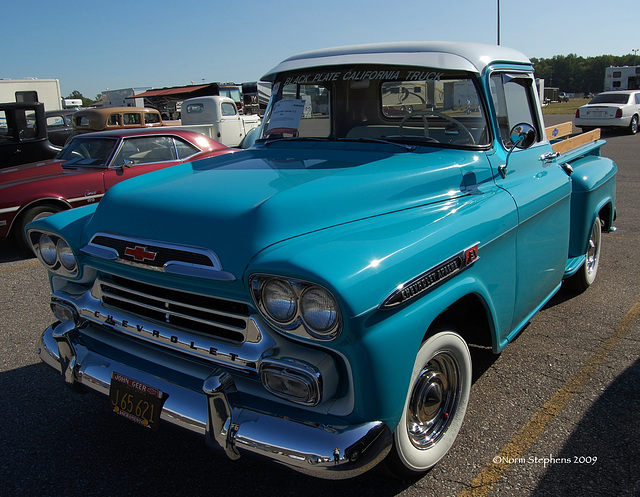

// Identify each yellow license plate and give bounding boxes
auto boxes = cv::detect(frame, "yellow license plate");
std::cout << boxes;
[109,372,166,430]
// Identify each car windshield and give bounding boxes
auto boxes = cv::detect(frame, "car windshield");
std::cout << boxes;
[259,65,490,149]
[589,93,630,105]
[57,137,118,167]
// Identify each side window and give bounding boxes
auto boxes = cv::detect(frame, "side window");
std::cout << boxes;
[0,110,11,140]
[221,102,237,116]
[490,73,541,148]
[47,116,65,127]
[174,138,199,159]
[112,136,177,165]
[108,114,121,126]
[17,110,38,140]
[123,113,142,125]
[144,112,161,124]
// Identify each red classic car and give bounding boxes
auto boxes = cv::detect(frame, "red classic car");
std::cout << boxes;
[0,127,232,252]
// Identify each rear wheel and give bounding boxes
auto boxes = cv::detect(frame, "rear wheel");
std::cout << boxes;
[568,215,602,292]
[628,115,638,135]
[384,330,472,479]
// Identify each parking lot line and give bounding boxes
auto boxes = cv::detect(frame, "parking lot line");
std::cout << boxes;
[458,298,640,497]
[0,262,40,274]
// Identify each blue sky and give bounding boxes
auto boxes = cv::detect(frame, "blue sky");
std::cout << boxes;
[1,0,635,99]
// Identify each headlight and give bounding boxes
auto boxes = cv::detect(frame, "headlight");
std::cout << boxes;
[56,238,77,272]
[262,279,297,323]
[30,231,78,277]
[250,274,342,341]
[39,234,58,266]
[300,287,339,336]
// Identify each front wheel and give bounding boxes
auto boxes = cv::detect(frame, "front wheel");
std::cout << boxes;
[567,215,602,292]
[384,331,472,479]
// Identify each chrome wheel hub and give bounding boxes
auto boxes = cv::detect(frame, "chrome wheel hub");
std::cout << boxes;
[585,220,601,276]
[406,352,460,449]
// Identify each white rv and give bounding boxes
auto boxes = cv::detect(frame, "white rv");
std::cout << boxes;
[604,66,640,92]
[0,79,62,110]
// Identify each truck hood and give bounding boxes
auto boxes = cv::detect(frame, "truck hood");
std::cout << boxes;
[84,143,490,277]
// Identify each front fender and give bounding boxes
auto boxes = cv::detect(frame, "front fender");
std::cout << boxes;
[246,188,518,425]
[25,204,98,285]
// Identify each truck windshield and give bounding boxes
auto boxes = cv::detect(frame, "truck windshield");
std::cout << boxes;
[260,65,490,148]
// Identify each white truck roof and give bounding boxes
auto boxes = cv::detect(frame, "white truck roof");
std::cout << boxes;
[262,41,531,81]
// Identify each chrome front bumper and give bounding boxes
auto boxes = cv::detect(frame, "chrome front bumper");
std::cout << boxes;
[39,321,392,479]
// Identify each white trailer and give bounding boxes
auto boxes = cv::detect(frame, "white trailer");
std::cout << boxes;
[0,79,62,110]
[604,66,640,91]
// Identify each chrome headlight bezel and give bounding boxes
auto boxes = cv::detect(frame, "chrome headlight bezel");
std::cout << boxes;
[250,274,342,341]
[29,230,79,277]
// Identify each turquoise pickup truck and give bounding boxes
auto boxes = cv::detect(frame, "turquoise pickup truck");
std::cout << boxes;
[30,42,617,480]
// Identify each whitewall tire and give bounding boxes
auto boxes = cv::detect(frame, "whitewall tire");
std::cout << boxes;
[568,215,601,292]
[385,330,472,478]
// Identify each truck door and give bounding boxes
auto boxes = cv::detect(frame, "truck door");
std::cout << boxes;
[487,72,572,337]
[218,101,244,147]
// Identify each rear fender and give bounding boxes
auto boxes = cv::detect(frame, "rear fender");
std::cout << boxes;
[568,156,617,257]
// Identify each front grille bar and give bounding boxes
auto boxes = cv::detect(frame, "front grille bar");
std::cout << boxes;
[93,275,262,343]
[100,278,247,333]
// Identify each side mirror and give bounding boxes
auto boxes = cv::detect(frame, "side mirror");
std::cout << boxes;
[115,159,133,171]
[509,123,537,150]
[499,123,537,178]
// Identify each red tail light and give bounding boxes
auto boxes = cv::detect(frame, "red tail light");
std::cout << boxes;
[575,109,580,118]
[615,108,623,118]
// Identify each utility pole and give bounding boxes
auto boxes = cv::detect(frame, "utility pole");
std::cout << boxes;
[633,49,639,66]
[497,0,501,45]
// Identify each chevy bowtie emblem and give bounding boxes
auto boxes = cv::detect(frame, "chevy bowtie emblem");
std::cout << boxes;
[124,245,158,262]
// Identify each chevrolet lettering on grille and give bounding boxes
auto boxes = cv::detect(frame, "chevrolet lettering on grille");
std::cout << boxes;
[124,246,158,262]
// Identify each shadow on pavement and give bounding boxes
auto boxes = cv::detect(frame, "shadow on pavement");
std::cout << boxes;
[532,358,640,496]
[0,363,417,497]
[0,238,33,264]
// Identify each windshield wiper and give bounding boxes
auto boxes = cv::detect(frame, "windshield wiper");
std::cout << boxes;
[338,137,416,151]
[263,137,331,146]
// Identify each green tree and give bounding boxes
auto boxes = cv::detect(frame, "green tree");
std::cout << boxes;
[532,54,640,94]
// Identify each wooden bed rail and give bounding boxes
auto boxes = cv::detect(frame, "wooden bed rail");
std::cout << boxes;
[545,122,601,154]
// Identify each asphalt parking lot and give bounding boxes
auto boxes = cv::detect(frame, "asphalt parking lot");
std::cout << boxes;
[1,115,639,497]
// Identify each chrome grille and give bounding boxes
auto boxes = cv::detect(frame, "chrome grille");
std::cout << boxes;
[95,274,254,343]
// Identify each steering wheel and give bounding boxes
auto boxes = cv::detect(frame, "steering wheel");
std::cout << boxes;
[399,109,476,145]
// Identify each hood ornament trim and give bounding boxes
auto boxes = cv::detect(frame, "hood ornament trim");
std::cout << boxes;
[81,232,236,281]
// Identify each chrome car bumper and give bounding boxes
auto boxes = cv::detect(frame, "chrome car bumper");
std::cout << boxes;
[574,116,632,128]
[38,321,392,479]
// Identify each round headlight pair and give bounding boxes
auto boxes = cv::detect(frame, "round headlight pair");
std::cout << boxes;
[34,232,78,275]
[253,276,341,340]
